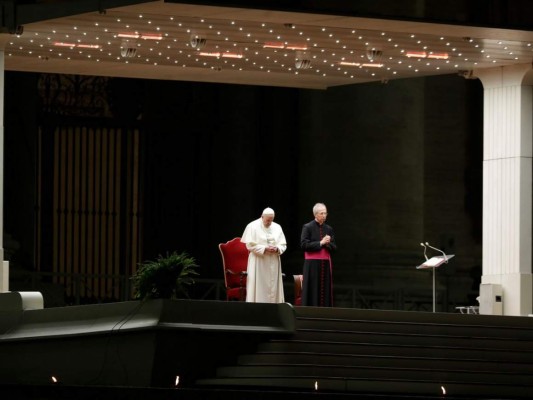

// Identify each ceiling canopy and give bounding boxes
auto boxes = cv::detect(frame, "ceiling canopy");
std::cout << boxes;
[2,0,533,89]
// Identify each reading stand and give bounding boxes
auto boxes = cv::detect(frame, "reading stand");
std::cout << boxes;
[417,255,455,312]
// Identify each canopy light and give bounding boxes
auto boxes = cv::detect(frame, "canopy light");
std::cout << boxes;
[263,41,307,50]
[339,61,384,68]
[118,32,162,40]
[53,42,100,49]
[406,51,449,59]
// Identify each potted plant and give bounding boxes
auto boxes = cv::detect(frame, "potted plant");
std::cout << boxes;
[131,251,199,300]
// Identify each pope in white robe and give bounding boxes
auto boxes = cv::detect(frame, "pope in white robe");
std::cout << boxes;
[241,207,287,303]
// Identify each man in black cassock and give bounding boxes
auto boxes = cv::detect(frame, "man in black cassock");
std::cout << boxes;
[300,203,337,307]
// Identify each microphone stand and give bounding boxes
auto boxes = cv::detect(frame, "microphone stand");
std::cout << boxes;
[420,242,428,261]
[426,242,448,263]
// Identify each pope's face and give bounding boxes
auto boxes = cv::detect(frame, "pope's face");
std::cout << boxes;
[314,206,328,225]
[262,214,274,228]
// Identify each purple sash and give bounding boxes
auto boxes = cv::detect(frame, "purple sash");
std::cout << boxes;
[304,248,330,260]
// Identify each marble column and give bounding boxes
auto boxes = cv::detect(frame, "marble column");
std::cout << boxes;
[475,64,533,316]
[0,48,8,293]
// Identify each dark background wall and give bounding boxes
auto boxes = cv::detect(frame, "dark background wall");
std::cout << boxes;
[4,70,483,309]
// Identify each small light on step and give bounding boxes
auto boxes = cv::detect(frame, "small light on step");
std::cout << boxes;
[441,385,446,395]
[314,381,318,390]
[51,376,58,383]
[175,375,180,387]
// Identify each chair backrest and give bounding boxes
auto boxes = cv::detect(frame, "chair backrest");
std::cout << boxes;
[219,237,249,295]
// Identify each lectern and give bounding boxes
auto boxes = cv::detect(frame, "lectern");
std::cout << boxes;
[417,243,454,312]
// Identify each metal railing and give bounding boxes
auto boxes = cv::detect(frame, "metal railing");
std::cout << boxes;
[9,270,450,311]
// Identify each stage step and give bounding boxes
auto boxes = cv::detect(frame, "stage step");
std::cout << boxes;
[195,306,533,399]
[258,340,533,363]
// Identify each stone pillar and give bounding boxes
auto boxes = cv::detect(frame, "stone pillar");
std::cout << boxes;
[0,48,7,293]
[474,64,533,316]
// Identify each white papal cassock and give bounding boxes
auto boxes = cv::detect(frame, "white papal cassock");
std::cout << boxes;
[241,218,286,303]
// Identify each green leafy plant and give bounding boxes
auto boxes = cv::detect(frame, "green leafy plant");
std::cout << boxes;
[131,251,199,300]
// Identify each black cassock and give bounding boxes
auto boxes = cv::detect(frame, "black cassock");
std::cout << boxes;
[300,220,337,307]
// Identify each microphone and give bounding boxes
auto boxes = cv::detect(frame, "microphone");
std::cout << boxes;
[420,242,428,261]
[425,242,448,262]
